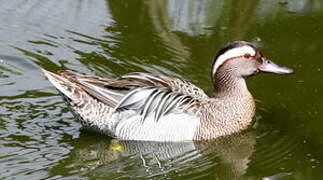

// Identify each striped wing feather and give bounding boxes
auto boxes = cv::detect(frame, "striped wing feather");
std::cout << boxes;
[59,71,207,122]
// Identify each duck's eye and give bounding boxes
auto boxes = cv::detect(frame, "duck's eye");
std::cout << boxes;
[244,53,251,58]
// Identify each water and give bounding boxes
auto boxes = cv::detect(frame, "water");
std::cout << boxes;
[0,0,322,179]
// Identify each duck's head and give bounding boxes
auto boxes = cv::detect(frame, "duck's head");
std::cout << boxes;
[211,41,294,81]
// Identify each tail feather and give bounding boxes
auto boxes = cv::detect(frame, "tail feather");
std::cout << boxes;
[42,69,120,107]
[42,69,85,103]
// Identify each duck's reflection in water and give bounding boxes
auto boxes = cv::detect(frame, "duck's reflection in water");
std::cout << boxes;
[50,130,256,179]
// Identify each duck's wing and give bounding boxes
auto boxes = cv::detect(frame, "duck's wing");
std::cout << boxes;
[43,70,208,122]
[114,72,209,100]
[78,72,208,122]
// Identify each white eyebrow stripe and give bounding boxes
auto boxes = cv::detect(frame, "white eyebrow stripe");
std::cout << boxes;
[212,46,256,75]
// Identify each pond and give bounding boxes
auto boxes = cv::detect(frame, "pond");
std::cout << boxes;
[0,0,323,179]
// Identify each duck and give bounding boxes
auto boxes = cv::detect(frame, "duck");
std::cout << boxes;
[42,41,294,141]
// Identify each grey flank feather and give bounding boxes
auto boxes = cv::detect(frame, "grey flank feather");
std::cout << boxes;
[114,87,154,111]
[163,95,189,115]
[182,98,197,112]
[140,89,163,123]
[175,95,192,112]
[154,91,172,122]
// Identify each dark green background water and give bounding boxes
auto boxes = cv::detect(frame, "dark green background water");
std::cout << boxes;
[0,0,322,179]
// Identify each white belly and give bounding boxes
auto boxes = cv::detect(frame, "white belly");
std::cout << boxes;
[115,112,200,141]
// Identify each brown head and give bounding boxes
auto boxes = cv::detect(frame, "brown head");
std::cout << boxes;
[211,41,294,94]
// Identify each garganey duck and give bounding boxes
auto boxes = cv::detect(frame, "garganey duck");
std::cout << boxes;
[42,41,293,141]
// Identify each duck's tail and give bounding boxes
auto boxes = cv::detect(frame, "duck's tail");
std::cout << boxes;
[42,69,119,135]
[42,69,88,105]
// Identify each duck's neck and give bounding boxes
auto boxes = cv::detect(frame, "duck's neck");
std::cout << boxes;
[213,71,249,98]
[196,71,256,140]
